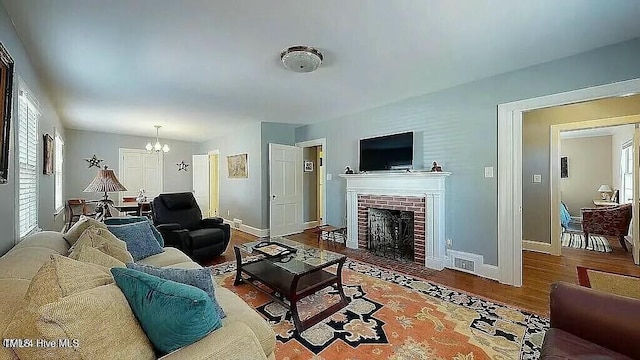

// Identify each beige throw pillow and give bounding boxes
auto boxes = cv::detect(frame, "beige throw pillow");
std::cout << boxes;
[63,216,107,246]
[70,227,133,264]
[36,284,155,360]
[3,255,114,360]
[69,245,126,268]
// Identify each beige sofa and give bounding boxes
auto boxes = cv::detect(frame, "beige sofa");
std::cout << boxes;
[0,231,276,360]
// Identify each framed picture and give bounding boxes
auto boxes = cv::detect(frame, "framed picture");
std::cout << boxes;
[227,153,248,178]
[560,156,568,178]
[0,43,14,184]
[304,160,314,172]
[43,133,53,175]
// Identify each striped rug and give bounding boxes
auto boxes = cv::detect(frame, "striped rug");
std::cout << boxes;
[561,232,612,252]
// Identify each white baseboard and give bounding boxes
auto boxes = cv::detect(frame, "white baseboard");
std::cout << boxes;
[522,240,552,254]
[303,221,319,230]
[223,219,270,238]
[446,249,500,282]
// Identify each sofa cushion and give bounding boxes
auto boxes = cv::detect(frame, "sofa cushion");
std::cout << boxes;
[541,328,632,359]
[127,263,226,318]
[63,215,107,246]
[137,247,192,267]
[10,231,69,255]
[36,283,155,360]
[70,227,133,264]
[0,279,30,360]
[111,267,221,355]
[107,221,164,261]
[216,287,276,356]
[189,228,224,248]
[0,247,63,280]
[70,245,126,268]
[105,216,164,247]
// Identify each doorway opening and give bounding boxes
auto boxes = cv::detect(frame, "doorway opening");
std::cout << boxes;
[192,150,219,218]
[296,139,327,229]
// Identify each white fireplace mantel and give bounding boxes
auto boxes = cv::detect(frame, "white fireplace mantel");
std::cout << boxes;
[339,171,450,270]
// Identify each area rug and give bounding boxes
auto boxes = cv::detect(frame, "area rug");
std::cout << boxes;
[561,232,611,252]
[577,266,640,300]
[211,259,548,360]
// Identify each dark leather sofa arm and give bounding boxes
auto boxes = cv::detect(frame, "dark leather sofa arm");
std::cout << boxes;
[550,282,640,359]
[201,217,224,226]
[156,223,182,232]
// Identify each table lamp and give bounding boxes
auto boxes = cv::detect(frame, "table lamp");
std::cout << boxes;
[84,165,127,218]
[597,184,612,200]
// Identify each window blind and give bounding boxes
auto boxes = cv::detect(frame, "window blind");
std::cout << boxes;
[54,131,64,212]
[18,89,40,238]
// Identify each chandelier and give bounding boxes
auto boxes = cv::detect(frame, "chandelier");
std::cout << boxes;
[145,125,170,153]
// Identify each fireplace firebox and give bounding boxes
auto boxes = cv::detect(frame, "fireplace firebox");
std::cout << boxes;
[368,208,414,262]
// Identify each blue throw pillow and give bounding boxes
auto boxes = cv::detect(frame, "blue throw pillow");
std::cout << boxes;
[107,221,164,261]
[127,263,226,319]
[111,267,222,355]
[105,216,164,247]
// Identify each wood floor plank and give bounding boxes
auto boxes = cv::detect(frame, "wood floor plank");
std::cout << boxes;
[204,229,640,316]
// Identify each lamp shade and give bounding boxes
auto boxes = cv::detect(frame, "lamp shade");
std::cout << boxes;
[597,185,612,193]
[84,166,127,193]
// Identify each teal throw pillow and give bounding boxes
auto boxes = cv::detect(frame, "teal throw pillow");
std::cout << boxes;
[107,221,164,261]
[127,263,226,318]
[105,216,164,247]
[111,267,222,355]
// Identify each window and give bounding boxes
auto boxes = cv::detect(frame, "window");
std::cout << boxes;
[54,130,64,213]
[621,141,633,204]
[17,84,40,238]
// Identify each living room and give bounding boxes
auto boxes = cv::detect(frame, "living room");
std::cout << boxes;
[1,1,640,359]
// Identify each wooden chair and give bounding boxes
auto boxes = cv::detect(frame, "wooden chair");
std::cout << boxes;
[65,199,96,229]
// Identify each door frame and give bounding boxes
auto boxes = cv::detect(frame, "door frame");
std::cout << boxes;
[498,77,640,287]
[548,115,640,259]
[118,148,164,199]
[208,149,220,217]
[295,138,327,227]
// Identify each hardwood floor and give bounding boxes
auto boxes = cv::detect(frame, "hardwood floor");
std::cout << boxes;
[205,229,640,316]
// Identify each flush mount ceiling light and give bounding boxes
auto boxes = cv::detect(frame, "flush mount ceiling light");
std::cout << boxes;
[145,125,170,153]
[280,46,323,73]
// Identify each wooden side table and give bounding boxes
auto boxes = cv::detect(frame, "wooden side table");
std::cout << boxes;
[313,225,347,247]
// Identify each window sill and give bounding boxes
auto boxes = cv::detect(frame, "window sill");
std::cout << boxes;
[54,208,64,217]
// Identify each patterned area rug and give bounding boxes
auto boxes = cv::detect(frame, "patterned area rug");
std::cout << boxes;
[211,259,548,360]
[561,232,612,252]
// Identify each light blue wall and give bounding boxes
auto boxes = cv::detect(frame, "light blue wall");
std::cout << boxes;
[65,129,199,201]
[0,4,65,254]
[295,38,640,266]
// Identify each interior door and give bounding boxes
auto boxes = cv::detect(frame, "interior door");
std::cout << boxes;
[142,153,162,198]
[209,153,219,217]
[269,143,303,237]
[633,127,639,264]
[119,149,163,201]
[192,154,210,217]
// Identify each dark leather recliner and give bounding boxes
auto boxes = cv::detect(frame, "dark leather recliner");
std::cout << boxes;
[151,192,230,260]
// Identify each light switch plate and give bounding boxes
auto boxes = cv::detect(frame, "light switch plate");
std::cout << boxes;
[533,174,542,183]
[484,167,494,178]
[327,174,332,181]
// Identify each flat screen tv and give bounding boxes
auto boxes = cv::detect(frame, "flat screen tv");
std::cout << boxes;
[359,132,413,171]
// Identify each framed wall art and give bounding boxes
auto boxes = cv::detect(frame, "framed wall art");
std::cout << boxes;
[43,133,53,175]
[304,161,314,172]
[227,153,248,179]
[0,43,14,184]
[560,156,568,178]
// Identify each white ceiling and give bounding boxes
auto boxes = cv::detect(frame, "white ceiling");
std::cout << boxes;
[4,0,640,142]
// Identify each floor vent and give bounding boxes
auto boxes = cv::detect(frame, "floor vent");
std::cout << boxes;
[233,219,242,229]
[453,257,475,272]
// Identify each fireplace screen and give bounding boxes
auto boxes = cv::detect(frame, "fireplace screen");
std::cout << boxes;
[368,208,414,261]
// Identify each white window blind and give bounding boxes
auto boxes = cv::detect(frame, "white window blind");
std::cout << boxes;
[18,88,40,238]
[54,130,64,213]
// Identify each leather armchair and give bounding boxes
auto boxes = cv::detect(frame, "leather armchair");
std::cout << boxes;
[581,203,632,251]
[541,282,640,359]
[151,192,230,260]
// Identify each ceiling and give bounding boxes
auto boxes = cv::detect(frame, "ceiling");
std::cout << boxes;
[4,1,640,142]
[560,125,634,140]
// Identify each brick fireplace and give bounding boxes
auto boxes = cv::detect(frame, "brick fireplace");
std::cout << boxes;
[358,194,425,265]
[340,172,449,270]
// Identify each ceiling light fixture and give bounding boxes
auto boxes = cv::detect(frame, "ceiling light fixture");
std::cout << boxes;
[145,125,170,153]
[280,46,323,73]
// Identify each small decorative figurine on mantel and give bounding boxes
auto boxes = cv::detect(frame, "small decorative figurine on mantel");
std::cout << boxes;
[344,166,354,174]
[431,161,443,172]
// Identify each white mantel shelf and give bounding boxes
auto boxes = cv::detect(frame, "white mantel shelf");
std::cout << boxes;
[340,171,450,271]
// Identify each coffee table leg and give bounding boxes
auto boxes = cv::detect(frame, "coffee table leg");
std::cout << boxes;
[233,247,243,286]
[336,258,348,306]
[290,275,304,331]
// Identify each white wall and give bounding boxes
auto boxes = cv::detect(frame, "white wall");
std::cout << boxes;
[560,136,612,214]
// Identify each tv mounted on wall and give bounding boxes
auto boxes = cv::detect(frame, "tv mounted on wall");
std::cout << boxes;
[359,132,413,171]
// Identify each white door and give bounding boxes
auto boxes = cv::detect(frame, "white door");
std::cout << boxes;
[633,127,640,264]
[119,149,163,200]
[192,154,210,217]
[269,143,303,237]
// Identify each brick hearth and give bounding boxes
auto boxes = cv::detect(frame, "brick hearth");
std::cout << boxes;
[357,194,426,265]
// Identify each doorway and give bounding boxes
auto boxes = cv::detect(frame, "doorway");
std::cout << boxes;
[192,151,220,218]
[296,138,327,229]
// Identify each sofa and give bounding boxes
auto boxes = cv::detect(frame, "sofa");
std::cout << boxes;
[540,282,640,359]
[0,231,276,360]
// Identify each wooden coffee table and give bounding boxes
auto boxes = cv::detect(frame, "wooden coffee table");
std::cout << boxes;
[233,237,349,332]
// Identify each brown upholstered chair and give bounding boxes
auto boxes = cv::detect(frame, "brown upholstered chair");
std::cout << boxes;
[65,199,96,230]
[581,203,632,251]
